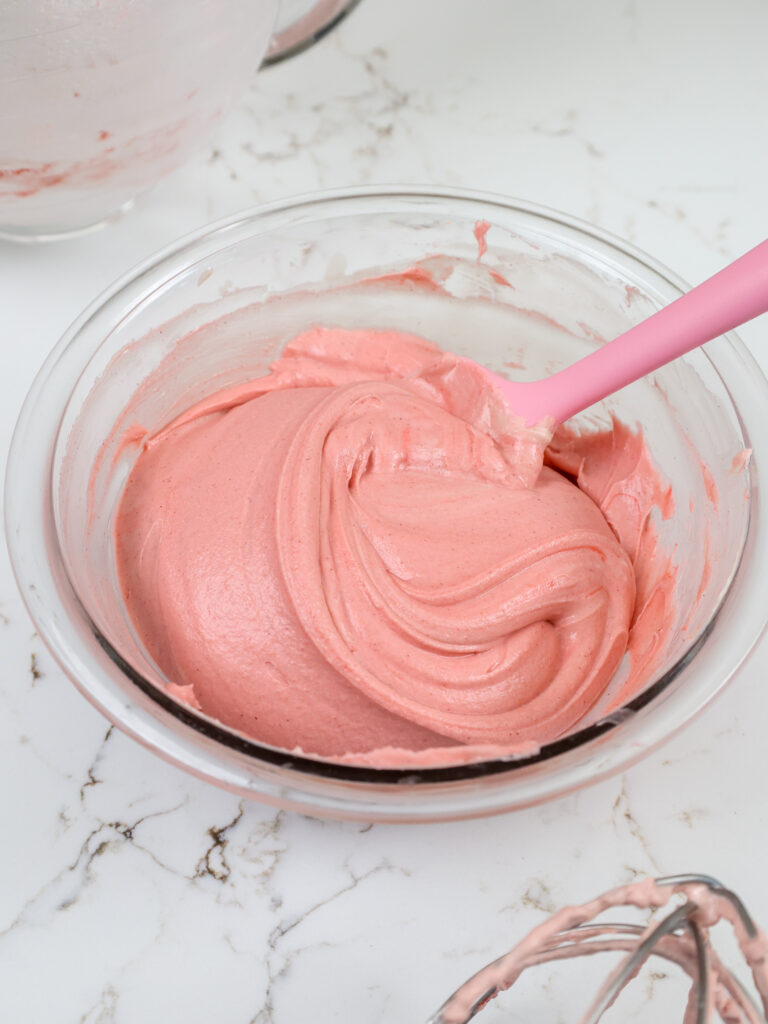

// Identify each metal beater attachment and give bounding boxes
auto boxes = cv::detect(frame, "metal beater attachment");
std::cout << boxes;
[429,874,768,1024]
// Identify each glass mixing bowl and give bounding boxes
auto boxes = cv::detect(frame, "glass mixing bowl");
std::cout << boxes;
[0,0,361,240]
[6,188,768,821]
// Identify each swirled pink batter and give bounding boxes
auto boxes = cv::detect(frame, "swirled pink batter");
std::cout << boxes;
[115,327,674,766]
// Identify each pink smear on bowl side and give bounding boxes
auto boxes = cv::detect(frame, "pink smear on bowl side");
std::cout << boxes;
[731,448,752,474]
[474,219,490,260]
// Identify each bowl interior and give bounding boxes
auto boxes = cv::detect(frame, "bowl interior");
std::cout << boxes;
[53,203,751,770]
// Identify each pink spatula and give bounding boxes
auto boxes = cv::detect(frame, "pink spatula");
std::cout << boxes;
[489,239,768,426]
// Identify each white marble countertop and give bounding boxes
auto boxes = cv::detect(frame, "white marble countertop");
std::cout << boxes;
[2,0,768,1020]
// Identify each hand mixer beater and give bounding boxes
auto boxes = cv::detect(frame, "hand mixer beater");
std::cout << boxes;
[430,874,768,1024]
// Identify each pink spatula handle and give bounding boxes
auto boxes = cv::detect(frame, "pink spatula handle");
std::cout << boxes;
[508,239,768,426]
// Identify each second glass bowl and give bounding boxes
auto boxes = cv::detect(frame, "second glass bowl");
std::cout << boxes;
[0,0,362,239]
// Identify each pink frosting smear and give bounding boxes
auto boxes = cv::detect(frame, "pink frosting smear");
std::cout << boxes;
[114,327,676,767]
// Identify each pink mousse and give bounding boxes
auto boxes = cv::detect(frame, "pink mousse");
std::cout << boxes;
[114,327,674,766]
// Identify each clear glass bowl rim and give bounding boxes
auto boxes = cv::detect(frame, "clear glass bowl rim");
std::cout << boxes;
[6,185,768,820]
